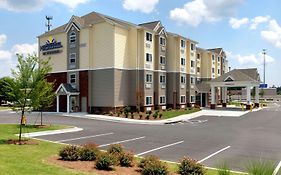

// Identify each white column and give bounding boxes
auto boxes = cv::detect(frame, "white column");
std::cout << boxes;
[255,86,259,104]
[211,86,215,104]
[222,87,227,103]
[56,95,60,113]
[67,94,70,114]
[246,86,251,105]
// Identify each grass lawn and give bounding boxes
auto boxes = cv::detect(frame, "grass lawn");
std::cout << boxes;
[161,108,201,119]
[0,124,89,175]
[0,106,10,110]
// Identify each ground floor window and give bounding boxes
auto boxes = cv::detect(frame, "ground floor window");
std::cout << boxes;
[146,96,152,105]
[159,96,166,104]
[191,95,195,103]
[180,95,186,103]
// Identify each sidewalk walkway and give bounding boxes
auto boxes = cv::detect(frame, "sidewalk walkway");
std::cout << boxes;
[61,107,262,125]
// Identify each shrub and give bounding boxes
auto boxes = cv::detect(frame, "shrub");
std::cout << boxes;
[123,106,131,118]
[178,157,206,175]
[153,110,159,119]
[217,162,231,175]
[139,155,169,175]
[246,159,275,175]
[107,144,124,155]
[146,114,150,120]
[139,114,143,119]
[59,145,80,161]
[131,113,134,119]
[95,152,116,170]
[119,151,134,167]
[159,113,163,118]
[108,112,114,116]
[79,143,100,161]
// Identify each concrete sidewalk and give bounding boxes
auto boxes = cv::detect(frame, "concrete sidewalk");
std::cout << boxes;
[61,107,262,125]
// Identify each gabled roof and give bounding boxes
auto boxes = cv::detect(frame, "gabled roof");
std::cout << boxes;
[139,21,167,36]
[210,68,260,83]
[55,83,79,95]
[196,82,211,93]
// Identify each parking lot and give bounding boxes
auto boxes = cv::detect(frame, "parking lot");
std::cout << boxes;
[1,103,281,173]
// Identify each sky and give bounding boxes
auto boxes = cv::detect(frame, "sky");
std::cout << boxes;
[0,0,280,86]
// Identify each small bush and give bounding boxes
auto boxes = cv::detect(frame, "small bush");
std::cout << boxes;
[146,114,150,120]
[159,113,163,118]
[217,162,231,175]
[139,114,143,119]
[153,110,159,119]
[119,151,134,167]
[79,143,100,161]
[108,112,114,116]
[59,145,80,161]
[95,152,116,170]
[107,144,124,155]
[246,159,275,175]
[131,113,134,119]
[178,157,206,175]
[123,106,131,118]
[139,155,168,175]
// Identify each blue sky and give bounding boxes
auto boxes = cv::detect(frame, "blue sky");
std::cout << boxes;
[0,0,281,86]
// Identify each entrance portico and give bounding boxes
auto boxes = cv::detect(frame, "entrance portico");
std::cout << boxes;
[208,69,260,109]
[55,83,80,113]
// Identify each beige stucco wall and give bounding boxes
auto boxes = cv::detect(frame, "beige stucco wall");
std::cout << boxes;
[166,35,178,72]
[114,26,129,69]
[39,33,67,73]
[92,22,114,69]
[143,30,155,70]
[79,28,90,69]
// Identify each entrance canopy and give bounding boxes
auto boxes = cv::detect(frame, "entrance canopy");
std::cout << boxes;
[208,68,260,109]
[55,83,80,113]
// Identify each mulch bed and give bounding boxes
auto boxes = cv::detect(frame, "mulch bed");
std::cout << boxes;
[6,139,39,145]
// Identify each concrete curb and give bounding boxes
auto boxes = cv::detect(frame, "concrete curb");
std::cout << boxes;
[18,127,83,138]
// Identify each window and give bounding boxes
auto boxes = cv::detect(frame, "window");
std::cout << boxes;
[212,55,215,61]
[197,67,200,73]
[181,58,185,66]
[70,74,76,84]
[218,69,220,74]
[146,74,153,83]
[180,95,186,103]
[191,43,194,51]
[190,77,195,84]
[160,96,166,104]
[180,39,186,48]
[159,75,166,84]
[191,60,195,68]
[146,32,152,42]
[191,96,195,103]
[146,53,152,62]
[146,96,152,105]
[69,53,76,64]
[180,75,186,84]
[218,57,220,62]
[69,32,76,43]
[197,53,200,60]
[212,68,215,73]
[160,37,166,45]
[160,56,165,64]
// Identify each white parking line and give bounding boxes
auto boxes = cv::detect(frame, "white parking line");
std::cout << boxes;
[273,160,281,175]
[197,146,231,163]
[137,141,184,156]
[56,132,114,142]
[98,136,146,148]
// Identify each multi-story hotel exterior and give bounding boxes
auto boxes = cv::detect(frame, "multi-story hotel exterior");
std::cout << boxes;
[38,11,229,113]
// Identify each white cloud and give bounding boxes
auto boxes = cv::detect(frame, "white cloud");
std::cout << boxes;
[0,50,12,60]
[228,51,275,65]
[261,19,281,49]
[250,16,271,30]
[229,17,249,29]
[123,0,159,14]
[0,0,88,12]
[0,34,7,48]
[11,43,38,56]
[169,0,244,27]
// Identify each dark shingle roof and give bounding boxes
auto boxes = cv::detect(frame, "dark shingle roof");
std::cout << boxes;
[63,83,79,93]
[196,82,211,93]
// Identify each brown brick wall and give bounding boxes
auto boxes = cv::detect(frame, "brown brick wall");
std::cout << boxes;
[79,71,89,112]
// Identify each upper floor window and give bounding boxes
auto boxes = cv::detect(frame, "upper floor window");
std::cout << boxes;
[69,32,76,43]
[181,58,186,66]
[212,55,215,61]
[146,53,152,62]
[218,69,220,74]
[69,53,76,64]
[159,75,166,84]
[180,75,186,84]
[191,60,195,68]
[69,74,76,84]
[160,37,166,46]
[197,67,200,73]
[190,77,195,84]
[180,39,186,48]
[146,74,153,83]
[160,56,165,65]
[197,53,200,60]
[191,96,195,103]
[191,43,194,51]
[146,32,152,42]
[212,68,215,73]
[218,57,220,62]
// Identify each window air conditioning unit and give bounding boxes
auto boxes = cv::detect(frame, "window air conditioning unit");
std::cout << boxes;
[145,83,152,89]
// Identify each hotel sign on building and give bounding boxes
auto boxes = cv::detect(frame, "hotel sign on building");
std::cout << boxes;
[40,37,63,55]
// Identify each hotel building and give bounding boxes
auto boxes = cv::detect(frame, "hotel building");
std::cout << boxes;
[38,11,228,113]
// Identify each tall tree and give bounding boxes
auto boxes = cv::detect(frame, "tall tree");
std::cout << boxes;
[8,54,52,143]
[0,77,15,104]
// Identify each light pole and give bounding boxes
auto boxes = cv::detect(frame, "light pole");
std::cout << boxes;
[262,49,266,85]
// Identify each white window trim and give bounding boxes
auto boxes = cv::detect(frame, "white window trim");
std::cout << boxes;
[145,96,153,105]
[190,76,195,84]
[69,53,76,64]
[160,56,165,65]
[146,53,152,62]
[190,95,195,103]
[181,39,186,48]
[181,75,186,84]
[160,37,166,46]
[69,32,76,43]
[146,73,153,83]
[146,32,153,42]
[159,96,166,104]
[180,95,186,104]
[69,73,76,84]
[190,43,194,51]
[181,58,186,66]
[159,75,166,84]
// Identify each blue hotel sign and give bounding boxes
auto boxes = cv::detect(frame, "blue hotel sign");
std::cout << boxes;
[40,37,63,55]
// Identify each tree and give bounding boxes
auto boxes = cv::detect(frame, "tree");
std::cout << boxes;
[8,54,52,143]
[0,77,15,104]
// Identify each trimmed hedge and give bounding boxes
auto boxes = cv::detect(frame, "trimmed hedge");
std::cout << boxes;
[59,145,80,161]
[95,152,116,170]
[79,143,100,161]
